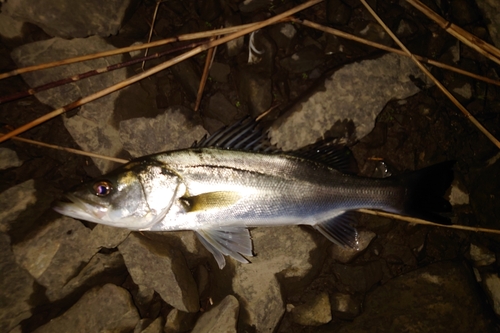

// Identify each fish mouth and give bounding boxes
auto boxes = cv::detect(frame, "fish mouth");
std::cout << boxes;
[53,194,108,224]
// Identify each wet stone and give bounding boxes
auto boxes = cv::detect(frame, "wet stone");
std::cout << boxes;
[232,226,319,332]
[0,12,24,39]
[33,284,140,333]
[270,53,430,149]
[0,179,37,233]
[209,62,231,83]
[332,261,384,293]
[330,230,376,263]
[195,0,222,22]
[470,244,496,267]
[191,295,239,333]
[279,45,325,74]
[2,0,140,38]
[118,232,200,312]
[225,14,244,57]
[239,0,271,13]
[289,292,332,326]
[164,308,197,333]
[470,156,500,229]
[206,92,245,125]
[0,233,34,333]
[12,216,97,302]
[170,59,201,101]
[119,107,207,158]
[0,147,22,170]
[327,0,352,25]
[137,316,164,333]
[331,293,361,320]
[338,261,496,333]
[236,66,272,118]
[354,22,392,47]
[395,18,418,38]
[268,23,297,50]
[450,0,480,25]
[483,274,500,316]
[476,0,500,47]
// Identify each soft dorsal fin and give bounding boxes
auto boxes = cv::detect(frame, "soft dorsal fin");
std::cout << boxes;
[192,117,279,153]
[289,139,359,174]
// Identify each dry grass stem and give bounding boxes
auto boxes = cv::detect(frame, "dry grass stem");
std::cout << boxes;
[0,0,323,144]
[358,209,500,235]
[407,0,500,65]
[195,36,218,111]
[361,0,500,149]
[293,18,500,87]
[7,135,129,164]
[0,22,262,80]
[142,0,163,70]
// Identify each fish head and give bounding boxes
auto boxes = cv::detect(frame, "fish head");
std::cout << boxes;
[53,160,182,230]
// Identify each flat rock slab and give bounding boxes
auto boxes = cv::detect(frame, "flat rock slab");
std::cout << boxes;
[191,295,239,333]
[0,179,37,233]
[118,232,199,312]
[339,261,496,332]
[232,226,319,332]
[0,233,34,333]
[3,0,139,38]
[33,284,139,333]
[119,107,207,158]
[11,37,127,173]
[270,53,430,150]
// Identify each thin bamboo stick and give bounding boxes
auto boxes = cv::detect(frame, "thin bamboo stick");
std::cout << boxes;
[407,0,500,66]
[195,36,218,111]
[358,209,500,235]
[360,0,500,150]
[0,0,323,144]
[0,22,261,80]
[142,0,163,70]
[292,18,500,87]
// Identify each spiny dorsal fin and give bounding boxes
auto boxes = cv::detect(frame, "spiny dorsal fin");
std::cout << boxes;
[289,139,358,174]
[192,117,279,153]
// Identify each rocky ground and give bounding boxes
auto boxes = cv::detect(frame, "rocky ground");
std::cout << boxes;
[1,0,500,332]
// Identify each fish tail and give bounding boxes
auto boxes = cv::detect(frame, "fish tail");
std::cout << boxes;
[396,161,455,224]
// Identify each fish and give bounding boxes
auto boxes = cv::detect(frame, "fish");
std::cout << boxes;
[53,117,454,269]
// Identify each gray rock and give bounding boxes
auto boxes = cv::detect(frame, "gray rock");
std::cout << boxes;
[0,13,24,39]
[280,45,325,74]
[270,53,430,149]
[0,148,22,170]
[209,62,231,83]
[0,233,34,333]
[338,261,496,333]
[164,308,197,333]
[395,18,418,38]
[12,216,94,301]
[470,244,496,267]
[3,0,139,38]
[191,295,239,333]
[483,273,500,316]
[170,59,201,101]
[330,230,376,263]
[11,37,127,173]
[196,0,222,22]
[89,224,131,250]
[268,23,297,50]
[327,0,352,25]
[0,179,37,233]
[119,107,207,158]
[354,22,392,47]
[33,284,140,333]
[232,226,318,332]
[137,316,164,333]
[236,66,272,118]
[332,261,384,293]
[206,92,245,125]
[289,292,332,326]
[118,232,199,312]
[476,0,500,48]
[331,293,361,320]
[239,0,271,13]
[450,0,480,25]
[470,157,500,229]
[225,15,244,57]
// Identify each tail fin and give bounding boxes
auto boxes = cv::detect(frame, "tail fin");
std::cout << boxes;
[396,161,455,224]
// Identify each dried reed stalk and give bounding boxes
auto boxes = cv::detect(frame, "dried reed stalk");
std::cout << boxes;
[293,18,500,87]
[407,0,500,66]
[358,209,500,235]
[360,0,500,149]
[195,36,218,111]
[0,0,323,144]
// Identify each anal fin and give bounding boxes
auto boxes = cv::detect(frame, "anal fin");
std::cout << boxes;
[195,227,253,269]
[314,211,359,249]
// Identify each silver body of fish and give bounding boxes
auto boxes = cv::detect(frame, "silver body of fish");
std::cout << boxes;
[54,119,453,269]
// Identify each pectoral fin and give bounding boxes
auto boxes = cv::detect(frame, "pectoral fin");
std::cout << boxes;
[195,227,253,269]
[183,191,241,212]
[314,211,359,249]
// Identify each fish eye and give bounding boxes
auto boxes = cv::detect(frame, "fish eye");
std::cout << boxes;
[92,181,113,197]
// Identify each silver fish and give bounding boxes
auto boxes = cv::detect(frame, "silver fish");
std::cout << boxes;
[54,118,454,269]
